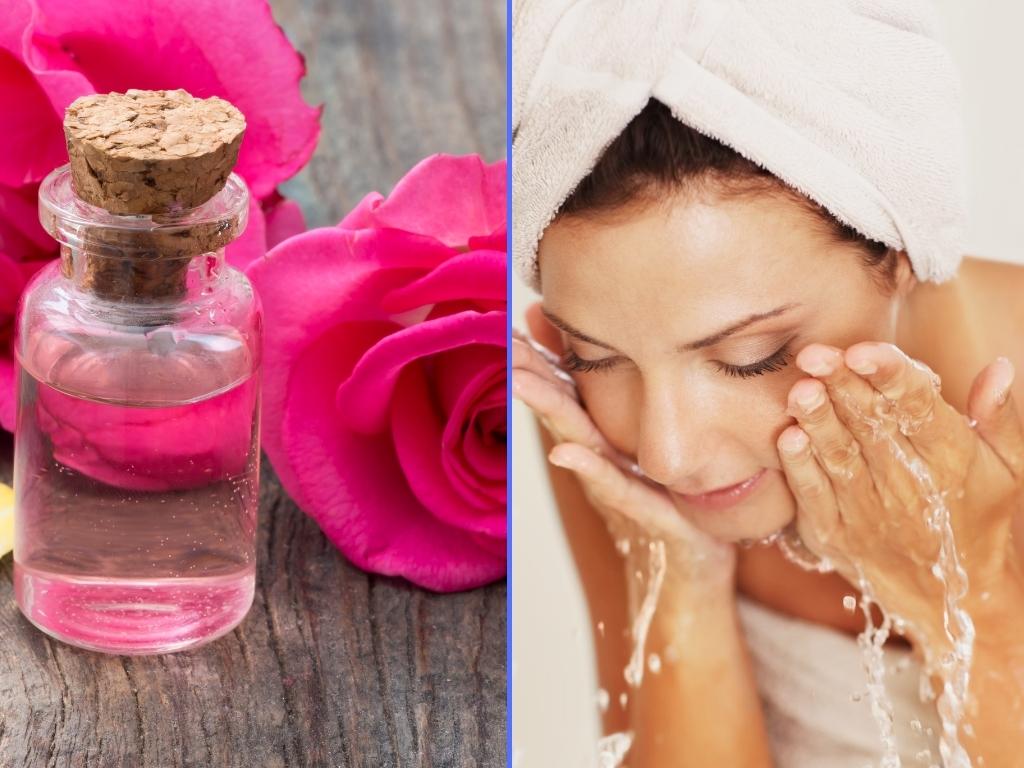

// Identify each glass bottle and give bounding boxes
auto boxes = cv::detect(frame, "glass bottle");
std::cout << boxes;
[12,164,261,654]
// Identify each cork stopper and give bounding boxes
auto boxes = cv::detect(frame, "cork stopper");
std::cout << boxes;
[65,89,245,214]
[61,89,246,301]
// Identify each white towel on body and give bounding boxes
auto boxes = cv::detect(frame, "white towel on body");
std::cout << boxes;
[737,596,942,766]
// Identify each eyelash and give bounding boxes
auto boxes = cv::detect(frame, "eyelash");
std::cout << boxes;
[715,343,794,379]
[562,343,794,378]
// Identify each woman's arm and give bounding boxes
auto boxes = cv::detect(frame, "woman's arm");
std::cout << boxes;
[923,553,1024,762]
[632,573,773,767]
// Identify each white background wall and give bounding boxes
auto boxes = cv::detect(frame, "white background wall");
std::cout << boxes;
[511,4,1024,766]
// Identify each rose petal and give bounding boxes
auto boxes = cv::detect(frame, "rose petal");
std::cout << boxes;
[262,192,307,248]
[270,323,505,591]
[0,51,66,186]
[0,356,13,432]
[0,183,53,259]
[381,250,506,314]
[337,310,505,434]
[460,398,506,482]
[249,227,456,348]
[440,362,506,510]
[0,252,26,315]
[250,227,456,475]
[391,364,502,536]
[31,0,321,198]
[389,368,489,536]
[338,191,384,230]
[467,226,507,252]
[348,155,506,247]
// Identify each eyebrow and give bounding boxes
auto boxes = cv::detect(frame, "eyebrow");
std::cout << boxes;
[541,303,801,353]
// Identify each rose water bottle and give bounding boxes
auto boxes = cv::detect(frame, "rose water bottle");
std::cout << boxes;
[13,89,261,654]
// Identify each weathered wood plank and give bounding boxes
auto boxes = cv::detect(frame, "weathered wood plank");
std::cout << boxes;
[0,1,507,765]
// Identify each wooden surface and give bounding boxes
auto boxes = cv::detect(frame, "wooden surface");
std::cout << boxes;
[0,2,507,766]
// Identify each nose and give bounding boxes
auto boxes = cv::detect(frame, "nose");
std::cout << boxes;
[634,374,709,490]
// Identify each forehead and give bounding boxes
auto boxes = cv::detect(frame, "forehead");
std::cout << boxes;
[538,191,839,311]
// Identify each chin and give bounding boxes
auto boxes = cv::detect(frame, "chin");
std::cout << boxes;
[672,470,795,543]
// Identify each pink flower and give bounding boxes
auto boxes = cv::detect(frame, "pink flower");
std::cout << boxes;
[248,154,507,592]
[0,0,320,431]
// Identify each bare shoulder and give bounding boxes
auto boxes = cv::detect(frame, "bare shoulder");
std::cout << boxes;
[957,256,1024,340]
[904,256,1024,411]
[959,254,1024,297]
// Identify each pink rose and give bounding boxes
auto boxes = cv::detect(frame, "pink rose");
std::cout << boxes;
[248,154,507,592]
[0,0,320,431]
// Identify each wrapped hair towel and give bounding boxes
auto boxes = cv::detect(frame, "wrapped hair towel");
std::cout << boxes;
[512,0,970,290]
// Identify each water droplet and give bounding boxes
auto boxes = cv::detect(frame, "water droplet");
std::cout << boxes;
[843,595,857,612]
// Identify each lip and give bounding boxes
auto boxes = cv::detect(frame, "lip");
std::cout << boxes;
[673,469,768,511]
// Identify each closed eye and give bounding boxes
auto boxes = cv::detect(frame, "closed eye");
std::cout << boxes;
[562,349,622,373]
[562,342,795,378]
[715,342,793,379]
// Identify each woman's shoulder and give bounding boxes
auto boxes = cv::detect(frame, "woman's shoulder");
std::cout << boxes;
[905,255,1024,410]
[956,255,1024,335]
[959,253,1024,293]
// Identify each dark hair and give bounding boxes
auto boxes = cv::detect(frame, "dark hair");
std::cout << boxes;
[557,100,897,289]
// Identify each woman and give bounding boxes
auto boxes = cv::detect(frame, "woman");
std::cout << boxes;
[512,2,1024,766]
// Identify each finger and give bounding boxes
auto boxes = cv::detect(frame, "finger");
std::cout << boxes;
[512,368,609,452]
[796,343,902,450]
[968,357,1024,482]
[512,336,577,389]
[548,442,684,535]
[844,342,970,464]
[777,426,842,545]
[786,379,873,496]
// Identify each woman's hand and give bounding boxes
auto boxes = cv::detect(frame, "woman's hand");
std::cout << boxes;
[776,341,1024,655]
[512,304,734,590]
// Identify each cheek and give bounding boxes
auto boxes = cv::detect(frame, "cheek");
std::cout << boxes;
[576,376,641,456]
[577,368,798,466]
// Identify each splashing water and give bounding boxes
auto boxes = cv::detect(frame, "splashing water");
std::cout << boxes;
[624,541,667,688]
[830,386,975,767]
[596,540,668,767]
[648,653,662,674]
[855,571,902,768]
[597,732,634,768]
[777,523,835,573]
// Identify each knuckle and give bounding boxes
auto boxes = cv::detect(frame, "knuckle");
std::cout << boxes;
[819,439,862,478]
[798,475,831,501]
[900,385,935,419]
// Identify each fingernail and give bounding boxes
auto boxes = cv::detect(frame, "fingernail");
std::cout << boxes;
[799,347,841,377]
[548,451,573,470]
[795,387,825,412]
[994,357,1015,407]
[781,429,809,455]
[847,356,877,376]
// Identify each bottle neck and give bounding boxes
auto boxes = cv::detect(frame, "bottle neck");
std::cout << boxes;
[59,246,228,303]
[39,164,248,304]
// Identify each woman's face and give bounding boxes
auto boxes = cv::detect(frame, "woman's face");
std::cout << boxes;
[538,188,913,542]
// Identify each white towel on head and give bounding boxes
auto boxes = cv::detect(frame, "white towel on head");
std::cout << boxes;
[512,0,969,291]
